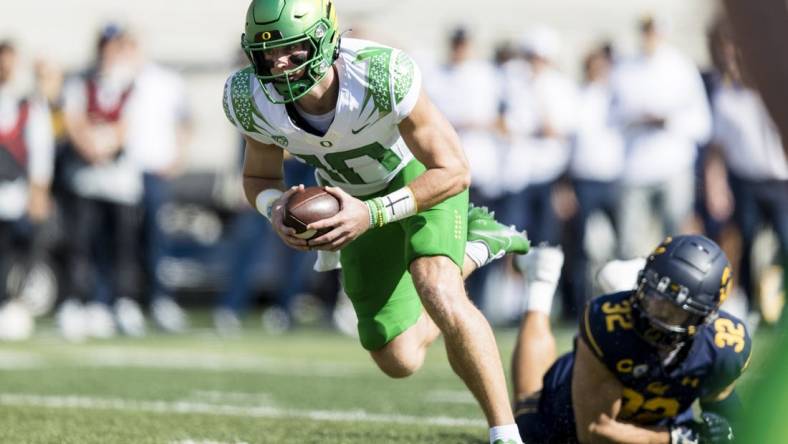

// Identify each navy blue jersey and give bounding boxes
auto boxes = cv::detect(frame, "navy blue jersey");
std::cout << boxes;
[516,291,752,443]
[578,291,752,425]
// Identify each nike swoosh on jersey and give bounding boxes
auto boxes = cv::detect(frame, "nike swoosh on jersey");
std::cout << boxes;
[351,122,373,134]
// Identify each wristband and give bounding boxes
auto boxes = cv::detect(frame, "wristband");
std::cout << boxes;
[364,186,418,228]
[255,188,284,221]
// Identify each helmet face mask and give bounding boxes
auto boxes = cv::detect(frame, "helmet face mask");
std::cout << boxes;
[246,39,317,101]
[630,235,732,350]
[241,0,340,104]
[632,283,708,349]
[638,288,700,332]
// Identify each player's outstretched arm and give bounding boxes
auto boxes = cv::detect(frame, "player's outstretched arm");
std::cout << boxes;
[572,340,670,444]
[397,90,471,211]
[242,135,308,251]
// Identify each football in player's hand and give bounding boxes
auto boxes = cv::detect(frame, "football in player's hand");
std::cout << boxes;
[284,186,341,240]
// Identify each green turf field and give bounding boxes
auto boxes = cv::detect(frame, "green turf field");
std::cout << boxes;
[0,317,777,444]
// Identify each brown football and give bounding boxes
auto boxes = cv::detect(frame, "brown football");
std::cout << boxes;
[283,187,341,240]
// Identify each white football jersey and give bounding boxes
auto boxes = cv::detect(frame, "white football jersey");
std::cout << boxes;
[223,38,422,196]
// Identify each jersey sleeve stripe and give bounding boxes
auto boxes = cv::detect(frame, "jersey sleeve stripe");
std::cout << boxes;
[583,304,604,358]
[741,346,753,373]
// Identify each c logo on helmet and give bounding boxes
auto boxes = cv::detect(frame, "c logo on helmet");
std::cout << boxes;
[261,31,272,41]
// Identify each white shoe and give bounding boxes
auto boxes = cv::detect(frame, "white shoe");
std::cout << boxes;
[0,300,34,341]
[517,245,565,315]
[56,299,87,342]
[261,306,291,335]
[291,293,324,325]
[114,298,146,337]
[596,258,647,294]
[85,302,116,339]
[151,296,188,333]
[213,308,242,337]
[332,290,358,338]
[7,260,58,317]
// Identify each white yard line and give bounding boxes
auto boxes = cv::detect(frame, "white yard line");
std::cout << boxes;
[0,393,486,428]
[0,346,370,377]
[79,347,368,377]
[0,351,47,369]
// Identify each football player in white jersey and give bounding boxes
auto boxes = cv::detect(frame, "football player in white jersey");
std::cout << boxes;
[223,1,531,442]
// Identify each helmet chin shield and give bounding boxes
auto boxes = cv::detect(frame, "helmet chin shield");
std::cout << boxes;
[241,0,340,104]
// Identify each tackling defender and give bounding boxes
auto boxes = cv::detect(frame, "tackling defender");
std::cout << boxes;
[222,1,529,442]
[513,235,750,444]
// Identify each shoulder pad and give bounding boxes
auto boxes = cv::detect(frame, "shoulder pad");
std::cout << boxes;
[703,312,753,395]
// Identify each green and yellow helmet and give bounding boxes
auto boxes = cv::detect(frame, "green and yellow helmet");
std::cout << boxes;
[241,0,340,104]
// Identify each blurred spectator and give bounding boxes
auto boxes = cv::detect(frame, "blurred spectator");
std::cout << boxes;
[33,60,66,149]
[610,15,711,258]
[500,25,577,244]
[566,45,624,314]
[57,25,144,340]
[123,35,192,333]
[706,22,788,324]
[0,40,55,316]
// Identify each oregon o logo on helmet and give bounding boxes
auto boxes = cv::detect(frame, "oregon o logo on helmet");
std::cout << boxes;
[320,140,333,147]
[261,31,272,41]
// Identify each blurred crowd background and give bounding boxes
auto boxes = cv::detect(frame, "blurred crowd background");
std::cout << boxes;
[0,0,784,342]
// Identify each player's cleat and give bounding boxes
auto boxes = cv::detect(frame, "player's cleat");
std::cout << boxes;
[467,205,530,267]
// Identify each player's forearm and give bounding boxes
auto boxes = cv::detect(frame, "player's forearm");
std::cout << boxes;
[242,175,285,210]
[407,162,470,211]
[397,90,471,210]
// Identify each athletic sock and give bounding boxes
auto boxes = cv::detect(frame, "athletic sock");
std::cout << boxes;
[525,280,555,315]
[489,423,523,444]
[466,240,491,269]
